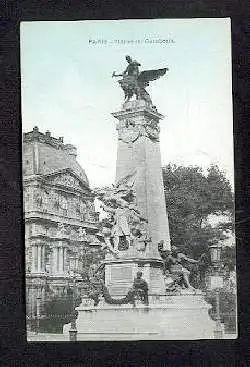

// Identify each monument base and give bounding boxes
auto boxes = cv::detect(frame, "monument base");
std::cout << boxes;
[104,254,165,296]
[63,292,217,340]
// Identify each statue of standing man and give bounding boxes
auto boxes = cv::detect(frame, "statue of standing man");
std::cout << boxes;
[100,200,131,251]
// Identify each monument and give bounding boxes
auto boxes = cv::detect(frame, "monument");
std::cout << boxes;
[63,56,216,340]
[102,56,171,297]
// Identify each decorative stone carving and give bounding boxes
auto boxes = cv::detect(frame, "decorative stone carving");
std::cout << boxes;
[33,189,43,207]
[59,195,68,210]
[78,227,87,241]
[31,223,47,236]
[78,200,87,213]
[86,234,101,246]
[116,116,160,146]
[117,119,140,144]
[131,223,150,252]
[57,223,68,238]
[49,173,81,190]
[42,189,48,202]
[144,119,160,141]
[50,191,59,209]
[24,186,33,211]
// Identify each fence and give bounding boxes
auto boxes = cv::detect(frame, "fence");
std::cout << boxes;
[26,294,82,333]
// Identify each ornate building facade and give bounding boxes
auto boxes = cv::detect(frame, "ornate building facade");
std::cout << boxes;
[23,127,100,318]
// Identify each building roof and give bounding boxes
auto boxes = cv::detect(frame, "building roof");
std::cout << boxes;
[23,127,89,187]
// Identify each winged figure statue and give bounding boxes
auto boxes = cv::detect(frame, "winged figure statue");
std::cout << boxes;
[112,55,168,105]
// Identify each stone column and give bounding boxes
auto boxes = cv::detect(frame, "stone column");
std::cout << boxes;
[58,246,63,274]
[37,244,41,273]
[51,246,58,274]
[42,244,45,273]
[113,99,171,253]
[31,245,36,273]
[31,243,45,273]
[64,247,68,273]
[52,242,67,275]
[36,243,45,273]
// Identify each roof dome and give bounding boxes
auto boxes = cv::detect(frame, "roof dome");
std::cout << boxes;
[23,127,89,187]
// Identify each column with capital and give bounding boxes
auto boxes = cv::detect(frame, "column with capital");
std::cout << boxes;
[41,244,45,273]
[59,246,64,274]
[51,245,59,275]
[36,242,45,273]
[37,244,41,273]
[64,247,68,273]
[53,242,68,275]
[31,244,36,273]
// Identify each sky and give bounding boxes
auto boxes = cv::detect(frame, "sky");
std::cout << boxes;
[20,18,234,189]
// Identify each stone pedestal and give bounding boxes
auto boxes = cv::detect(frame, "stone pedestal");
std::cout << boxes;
[63,293,217,340]
[104,257,165,297]
[113,100,170,252]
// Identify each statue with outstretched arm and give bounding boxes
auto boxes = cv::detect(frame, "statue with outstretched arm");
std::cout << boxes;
[112,55,168,104]
[112,55,141,78]
[163,247,199,290]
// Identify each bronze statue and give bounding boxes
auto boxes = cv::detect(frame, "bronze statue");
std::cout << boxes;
[160,245,199,290]
[112,55,168,104]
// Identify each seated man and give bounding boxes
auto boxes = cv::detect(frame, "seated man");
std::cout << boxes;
[132,271,149,306]
[162,247,198,290]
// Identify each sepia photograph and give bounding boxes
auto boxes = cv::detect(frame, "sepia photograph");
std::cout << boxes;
[21,18,236,341]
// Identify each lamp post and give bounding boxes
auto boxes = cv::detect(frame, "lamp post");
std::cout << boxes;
[209,242,223,339]
[69,256,77,341]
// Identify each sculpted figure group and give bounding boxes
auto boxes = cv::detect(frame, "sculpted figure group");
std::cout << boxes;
[87,270,149,307]
[95,172,150,258]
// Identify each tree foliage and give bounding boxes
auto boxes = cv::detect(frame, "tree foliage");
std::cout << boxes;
[162,164,234,259]
[79,246,105,281]
[206,289,237,333]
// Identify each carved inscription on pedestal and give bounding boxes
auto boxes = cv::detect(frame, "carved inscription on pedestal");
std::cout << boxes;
[111,265,132,282]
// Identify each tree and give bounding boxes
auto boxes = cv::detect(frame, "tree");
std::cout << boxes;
[162,164,234,259]
[79,246,105,282]
[206,289,237,333]
[42,291,82,333]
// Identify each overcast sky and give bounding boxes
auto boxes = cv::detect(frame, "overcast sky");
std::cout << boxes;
[21,18,234,189]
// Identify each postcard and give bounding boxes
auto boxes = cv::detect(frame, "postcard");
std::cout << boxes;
[21,18,236,341]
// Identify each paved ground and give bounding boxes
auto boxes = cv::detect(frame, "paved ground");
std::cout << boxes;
[27,332,69,342]
[27,332,237,342]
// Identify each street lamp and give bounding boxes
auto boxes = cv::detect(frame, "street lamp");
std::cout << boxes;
[210,243,222,267]
[69,255,78,341]
[209,242,223,339]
